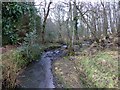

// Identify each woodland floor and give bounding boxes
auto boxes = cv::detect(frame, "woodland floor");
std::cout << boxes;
[2,44,119,88]
[52,47,119,88]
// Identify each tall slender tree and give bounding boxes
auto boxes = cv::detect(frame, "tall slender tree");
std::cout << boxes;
[41,1,52,44]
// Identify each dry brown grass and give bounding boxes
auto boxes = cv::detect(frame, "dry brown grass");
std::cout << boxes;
[2,50,20,88]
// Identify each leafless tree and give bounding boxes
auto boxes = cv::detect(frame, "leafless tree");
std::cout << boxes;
[41,1,52,44]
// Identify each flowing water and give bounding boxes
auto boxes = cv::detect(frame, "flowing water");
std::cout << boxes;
[17,46,67,88]
[16,43,89,88]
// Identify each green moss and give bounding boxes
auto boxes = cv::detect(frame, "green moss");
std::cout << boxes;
[79,51,118,88]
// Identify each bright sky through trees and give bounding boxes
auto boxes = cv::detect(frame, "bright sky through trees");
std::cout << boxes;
[35,0,119,5]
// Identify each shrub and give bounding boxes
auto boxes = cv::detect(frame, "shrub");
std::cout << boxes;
[18,44,41,62]
[2,50,23,88]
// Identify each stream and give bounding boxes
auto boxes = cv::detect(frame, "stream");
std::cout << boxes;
[17,42,90,88]
[17,45,67,88]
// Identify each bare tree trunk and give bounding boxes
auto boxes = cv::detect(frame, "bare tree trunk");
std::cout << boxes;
[41,1,52,44]
[73,0,79,43]
[66,19,71,44]
[108,3,115,34]
[58,24,63,42]
[67,1,75,55]
[118,1,120,37]
[70,2,74,47]
[101,2,108,37]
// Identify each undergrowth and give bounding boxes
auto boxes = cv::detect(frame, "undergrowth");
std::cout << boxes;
[2,43,61,88]
[78,51,118,88]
